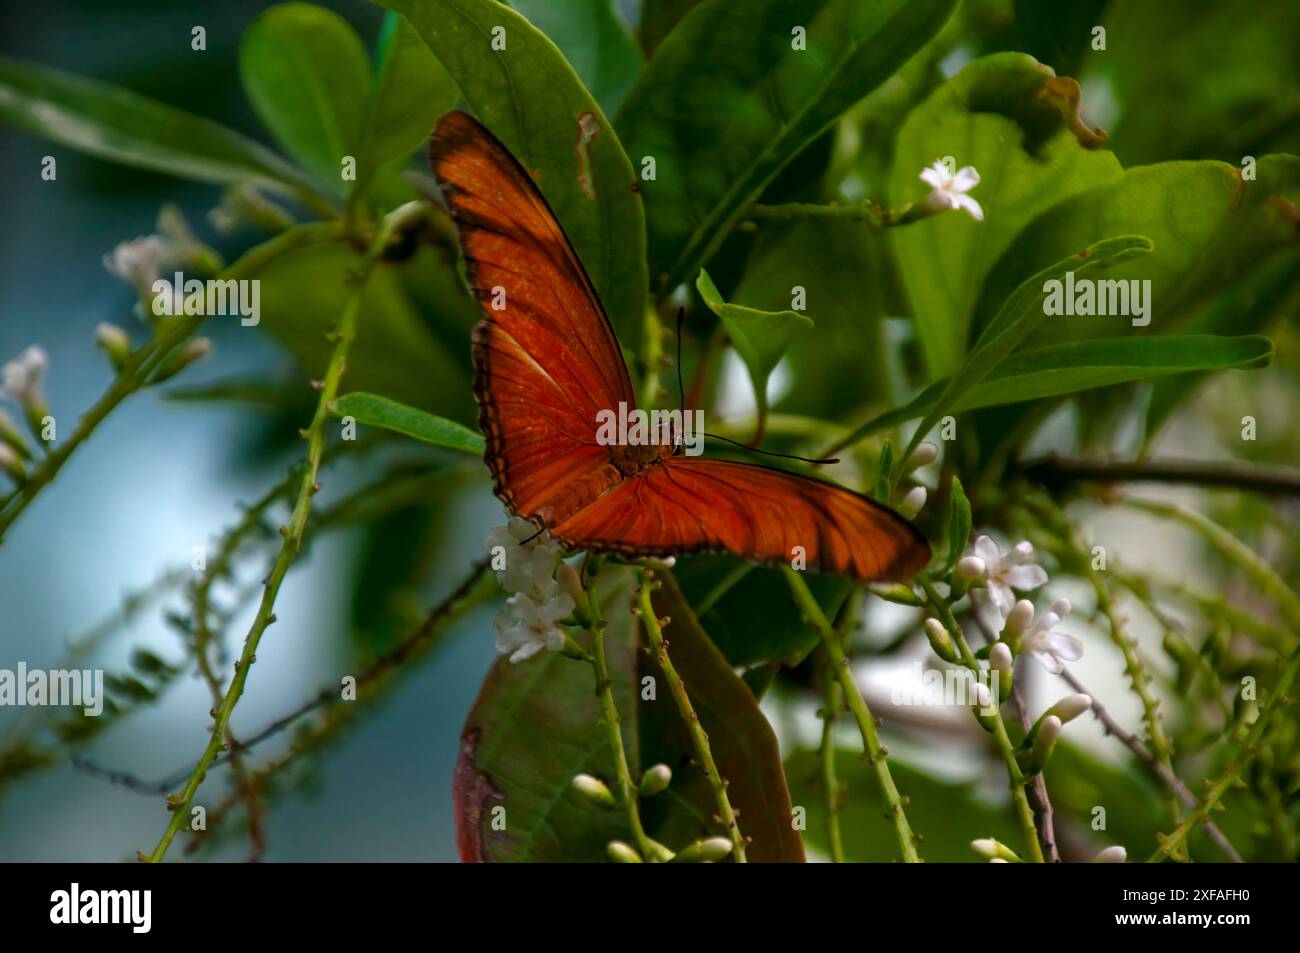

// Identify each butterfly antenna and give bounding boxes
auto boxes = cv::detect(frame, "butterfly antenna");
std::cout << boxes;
[675,306,686,414]
[702,431,840,466]
[678,306,836,465]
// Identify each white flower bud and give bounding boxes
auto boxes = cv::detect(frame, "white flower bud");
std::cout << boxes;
[904,442,938,472]
[639,763,672,797]
[1003,599,1036,640]
[955,555,986,582]
[152,337,213,384]
[1046,693,1092,725]
[606,840,642,863]
[1051,597,1072,618]
[94,322,133,372]
[988,641,1013,674]
[897,485,927,519]
[970,837,1019,861]
[0,444,26,482]
[674,836,734,863]
[924,617,957,662]
[1092,845,1127,863]
[556,563,584,604]
[571,773,616,807]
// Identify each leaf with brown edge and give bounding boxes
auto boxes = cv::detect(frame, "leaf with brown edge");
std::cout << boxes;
[642,570,805,862]
[452,572,640,862]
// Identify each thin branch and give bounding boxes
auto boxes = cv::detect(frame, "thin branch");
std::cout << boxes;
[0,223,342,545]
[1024,455,1300,498]
[1057,667,1243,863]
[784,566,922,862]
[638,571,746,862]
[140,212,407,863]
[969,591,1061,863]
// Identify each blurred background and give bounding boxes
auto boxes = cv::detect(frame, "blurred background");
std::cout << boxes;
[0,0,1296,861]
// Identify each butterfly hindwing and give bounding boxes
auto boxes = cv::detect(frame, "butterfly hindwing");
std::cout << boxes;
[550,457,931,583]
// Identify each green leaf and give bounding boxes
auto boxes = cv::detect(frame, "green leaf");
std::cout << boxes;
[973,156,1300,352]
[375,0,649,345]
[247,239,473,416]
[1145,251,1300,444]
[454,573,640,861]
[0,53,328,206]
[617,0,958,295]
[353,12,459,202]
[331,392,484,455]
[873,441,895,504]
[671,555,850,668]
[890,53,1122,376]
[856,333,1270,440]
[900,234,1153,462]
[935,475,971,577]
[696,268,812,422]
[508,0,642,116]
[239,2,372,197]
[640,571,805,862]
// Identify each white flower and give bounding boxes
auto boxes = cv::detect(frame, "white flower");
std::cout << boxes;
[494,588,575,663]
[988,641,1013,674]
[972,536,1048,618]
[2,346,48,410]
[103,235,166,291]
[1018,598,1084,674]
[485,517,566,600]
[918,160,984,221]
[486,518,576,663]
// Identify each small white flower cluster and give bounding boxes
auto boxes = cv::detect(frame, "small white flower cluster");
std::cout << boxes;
[486,517,574,663]
[102,235,167,292]
[955,535,1083,673]
[2,345,47,413]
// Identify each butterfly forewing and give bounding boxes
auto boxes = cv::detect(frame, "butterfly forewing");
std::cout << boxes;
[429,111,634,524]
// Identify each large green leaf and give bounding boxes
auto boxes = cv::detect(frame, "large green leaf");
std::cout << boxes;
[857,334,1273,439]
[509,0,642,116]
[899,235,1152,460]
[642,571,805,861]
[239,3,372,197]
[1093,0,1300,165]
[248,239,473,416]
[375,0,649,344]
[973,155,1300,348]
[617,0,957,296]
[0,54,328,205]
[890,53,1122,376]
[331,392,484,454]
[353,12,459,201]
[697,267,812,424]
[454,574,640,862]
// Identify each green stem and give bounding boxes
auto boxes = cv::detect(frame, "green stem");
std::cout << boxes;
[142,215,397,863]
[783,566,921,862]
[818,635,849,862]
[587,574,660,862]
[749,201,910,226]
[1150,645,1300,862]
[637,574,746,862]
[0,223,343,545]
[919,576,1045,863]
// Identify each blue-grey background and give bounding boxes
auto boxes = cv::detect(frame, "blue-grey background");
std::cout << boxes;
[0,0,523,862]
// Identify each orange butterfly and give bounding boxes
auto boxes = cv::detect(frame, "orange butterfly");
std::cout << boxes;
[429,111,929,583]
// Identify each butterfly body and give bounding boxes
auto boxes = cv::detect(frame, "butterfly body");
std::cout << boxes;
[431,111,930,583]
